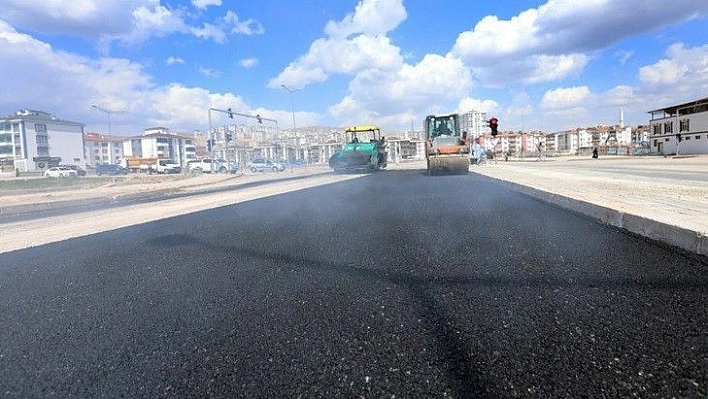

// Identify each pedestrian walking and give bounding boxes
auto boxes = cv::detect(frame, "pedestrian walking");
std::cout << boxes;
[471,139,486,165]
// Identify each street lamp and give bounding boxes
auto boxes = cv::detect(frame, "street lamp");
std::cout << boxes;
[91,104,125,135]
[280,84,300,160]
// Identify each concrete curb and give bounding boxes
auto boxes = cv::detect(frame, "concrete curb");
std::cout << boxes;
[488,177,708,257]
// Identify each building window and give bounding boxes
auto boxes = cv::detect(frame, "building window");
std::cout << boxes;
[35,123,47,133]
[664,138,669,142]
[679,119,690,132]
[652,124,661,135]
[663,121,673,134]
[685,136,691,141]
[695,135,701,140]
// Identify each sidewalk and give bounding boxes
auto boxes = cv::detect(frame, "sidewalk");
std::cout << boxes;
[469,155,708,257]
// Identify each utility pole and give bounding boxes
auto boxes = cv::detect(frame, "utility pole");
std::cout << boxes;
[281,85,300,160]
[91,104,125,135]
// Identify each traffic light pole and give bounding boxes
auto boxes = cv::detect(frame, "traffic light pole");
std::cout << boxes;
[207,107,279,162]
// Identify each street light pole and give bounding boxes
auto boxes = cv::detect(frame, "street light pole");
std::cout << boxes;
[281,84,300,160]
[91,104,124,135]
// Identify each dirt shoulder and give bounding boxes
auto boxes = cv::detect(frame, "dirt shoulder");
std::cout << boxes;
[0,166,332,209]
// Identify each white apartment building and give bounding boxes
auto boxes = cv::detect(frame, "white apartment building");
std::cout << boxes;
[122,127,196,165]
[549,129,593,154]
[460,110,489,139]
[649,97,708,155]
[84,133,126,168]
[0,110,85,172]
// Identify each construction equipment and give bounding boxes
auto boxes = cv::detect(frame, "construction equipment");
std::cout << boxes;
[424,114,469,175]
[329,125,387,173]
[119,156,159,173]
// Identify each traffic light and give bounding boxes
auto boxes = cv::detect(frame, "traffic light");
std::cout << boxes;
[256,114,262,124]
[225,132,232,142]
[227,108,233,119]
[676,133,682,142]
[207,139,214,151]
[489,117,499,136]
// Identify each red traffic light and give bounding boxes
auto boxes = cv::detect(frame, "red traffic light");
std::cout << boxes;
[489,117,499,136]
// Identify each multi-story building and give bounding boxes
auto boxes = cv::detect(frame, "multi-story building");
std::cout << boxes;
[460,110,489,139]
[548,128,595,155]
[479,131,549,158]
[0,110,85,172]
[649,97,708,155]
[84,132,126,168]
[123,127,196,165]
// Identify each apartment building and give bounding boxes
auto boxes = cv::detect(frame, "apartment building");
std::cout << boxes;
[84,132,126,168]
[460,110,489,139]
[0,110,85,172]
[649,97,708,155]
[123,127,196,165]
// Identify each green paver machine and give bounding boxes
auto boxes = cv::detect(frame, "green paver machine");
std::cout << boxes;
[329,125,387,173]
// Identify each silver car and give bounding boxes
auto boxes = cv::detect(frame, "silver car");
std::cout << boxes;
[248,158,285,172]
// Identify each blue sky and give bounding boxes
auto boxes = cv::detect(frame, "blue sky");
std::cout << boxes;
[1,0,707,135]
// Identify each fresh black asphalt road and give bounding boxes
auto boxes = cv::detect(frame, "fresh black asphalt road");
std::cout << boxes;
[1,169,705,397]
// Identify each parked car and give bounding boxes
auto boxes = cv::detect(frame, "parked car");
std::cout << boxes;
[248,158,285,172]
[59,164,86,176]
[154,159,181,174]
[95,164,129,176]
[44,166,78,178]
[187,158,229,173]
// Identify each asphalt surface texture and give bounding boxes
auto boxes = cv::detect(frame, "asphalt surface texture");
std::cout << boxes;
[0,167,706,397]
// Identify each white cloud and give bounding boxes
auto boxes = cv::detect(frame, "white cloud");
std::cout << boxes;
[0,0,145,37]
[116,6,263,45]
[240,58,258,69]
[271,34,404,88]
[190,22,227,43]
[0,1,264,50]
[0,19,256,133]
[269,0,406,89]
[602,85,635,107]
[457,98,499,114]
[120,5,192,44]
[324,0,406,38]
[223,11,265,36]
[145,84,246,129]
[523,54,588,84]
[166,56,185,65]
[639,43,708,88]
[198,66,222,78]
[451,0,708,85]
[192,0,221,10]
[329,54,471,126]
[541,86,592,110]
[615,50,634,65]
